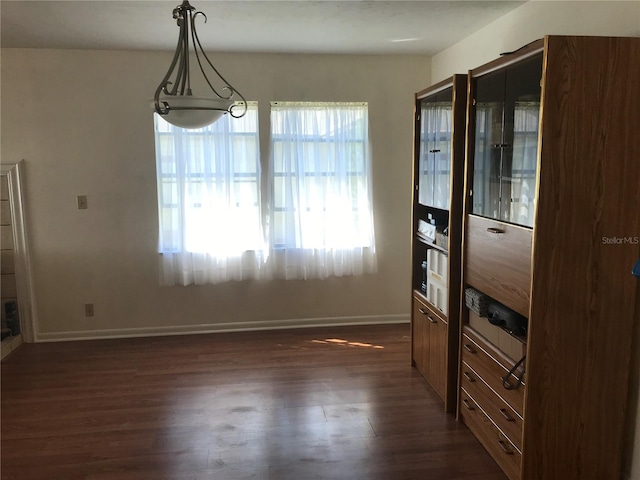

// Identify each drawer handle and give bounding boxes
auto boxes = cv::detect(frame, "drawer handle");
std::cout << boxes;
[499,408,515,422]
[462,398,475,411]
[486,227,505,234]
[419,308,438,323]
[463,344,477,354]
[463,371,475,382]
[498,440,514,455]
[429,149,441,153]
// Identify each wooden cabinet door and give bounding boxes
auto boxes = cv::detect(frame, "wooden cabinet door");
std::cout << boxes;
[464,215,532,317]
[412,300,430,378]
[428,314,447,401]
[413,295,447,402]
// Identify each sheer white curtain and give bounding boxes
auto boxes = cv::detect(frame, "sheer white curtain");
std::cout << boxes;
[418,101,452,208]
[267,102,377,280]
[433,103,453,209]
[511,102,540,227]
[473,105,500,219]
[154,104,266,285]
[418,103,435,206]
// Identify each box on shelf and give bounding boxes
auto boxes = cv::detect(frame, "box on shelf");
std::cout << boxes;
[426,249,448,284]
[418,219,436,243]
[465,287,490,317]
[426,276,448,315]
[425,250,448,314]
[435,232,448,250]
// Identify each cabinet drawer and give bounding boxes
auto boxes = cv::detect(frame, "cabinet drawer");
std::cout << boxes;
[465,215,532,317]
[461,328,525,417]
[460,388,521,480]
[461,361,523,451]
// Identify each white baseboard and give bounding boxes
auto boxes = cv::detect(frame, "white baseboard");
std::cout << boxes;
[35,314,410,343]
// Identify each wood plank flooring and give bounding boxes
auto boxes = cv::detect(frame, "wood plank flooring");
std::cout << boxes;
[1,324,506,479]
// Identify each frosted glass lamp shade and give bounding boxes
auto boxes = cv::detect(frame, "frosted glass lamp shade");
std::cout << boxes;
[157,97,234,129]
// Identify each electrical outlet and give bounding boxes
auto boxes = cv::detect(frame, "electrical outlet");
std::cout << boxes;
[84,304,94,317]
[77,195,88,210]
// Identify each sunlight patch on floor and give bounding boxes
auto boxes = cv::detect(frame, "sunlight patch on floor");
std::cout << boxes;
[310,338,384,349]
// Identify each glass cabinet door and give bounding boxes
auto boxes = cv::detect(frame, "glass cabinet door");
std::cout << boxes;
[472,69,505,221]
[503,56,542,227]
[418,101,435,207]
[471,54,543,227]
[418,88,453,210]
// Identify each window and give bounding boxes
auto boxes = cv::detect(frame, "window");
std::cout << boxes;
[268,102,377,279]
[154,103,264,285]
[153,101,377,284]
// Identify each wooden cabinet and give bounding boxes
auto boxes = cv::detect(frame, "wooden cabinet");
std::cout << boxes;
[458,36,640,480]
[411,75,467,412]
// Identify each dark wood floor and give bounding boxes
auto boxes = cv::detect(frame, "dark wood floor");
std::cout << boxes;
[1,324,506,480]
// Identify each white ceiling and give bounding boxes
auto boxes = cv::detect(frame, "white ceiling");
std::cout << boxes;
[1,1,526,55]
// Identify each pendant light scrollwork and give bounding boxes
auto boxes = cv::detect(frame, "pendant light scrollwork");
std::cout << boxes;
[153,1,246,129]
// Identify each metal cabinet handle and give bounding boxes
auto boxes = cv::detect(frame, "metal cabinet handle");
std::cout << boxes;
[463,371,475,382]
[429,149,441,153]
[463,344,477,354]
[498,440,514,455]
[486,227,504,234]
[419,308,438,323]
[462,398,475,410]
[499,408,515,422]
[493,143,512,148]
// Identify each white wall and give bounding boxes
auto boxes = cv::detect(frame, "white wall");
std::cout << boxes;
[431,0,640,83]
[429,1,640,478]
[0,49,430,339]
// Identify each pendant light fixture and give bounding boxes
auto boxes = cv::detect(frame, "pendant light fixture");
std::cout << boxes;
[153,0,246,129]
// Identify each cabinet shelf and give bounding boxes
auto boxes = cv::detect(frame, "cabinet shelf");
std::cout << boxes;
[413,288,428,301]
[415,232,448,254]
[413,289,448,323]
[499,326,527,345]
